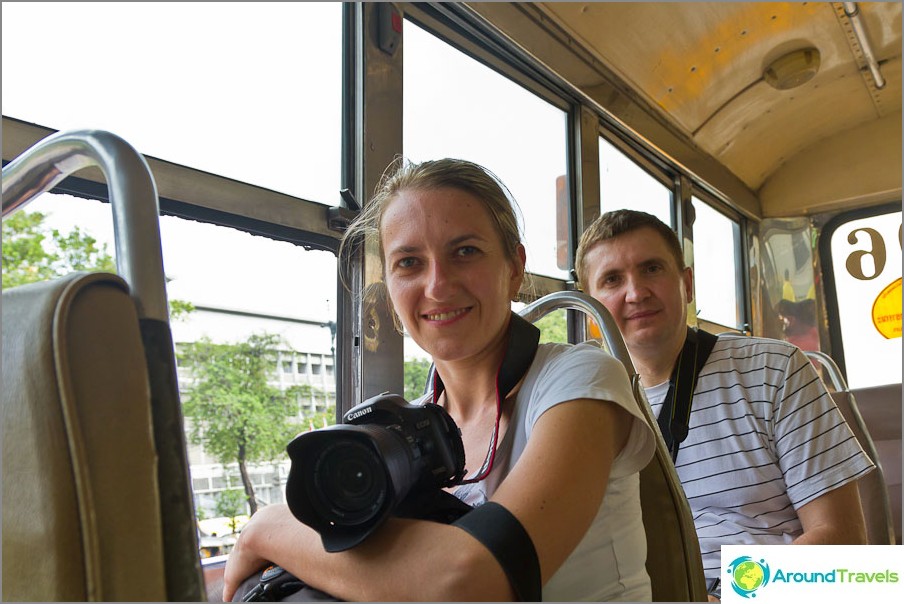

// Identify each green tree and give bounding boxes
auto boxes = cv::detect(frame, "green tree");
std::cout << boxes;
[179,333,309,515]
[1,209,194,321]
[214,489,247,534]
[404,358,433,401]
[2,210,115,289]
[536,309,568,344]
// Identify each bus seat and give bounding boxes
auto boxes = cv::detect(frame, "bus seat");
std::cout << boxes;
[848,383,902,544]
[804,351,897,545]
[827,389,897,544]
[632,379,709,602]
[517,291,708,602]
[2,272,168,601]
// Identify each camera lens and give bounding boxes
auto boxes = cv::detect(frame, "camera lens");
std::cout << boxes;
[313,439,387,526]
[334,457,375,500]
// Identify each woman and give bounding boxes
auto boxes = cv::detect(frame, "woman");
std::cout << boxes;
[223,158,655,601]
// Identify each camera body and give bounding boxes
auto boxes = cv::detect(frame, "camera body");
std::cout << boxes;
[285,393,466,552]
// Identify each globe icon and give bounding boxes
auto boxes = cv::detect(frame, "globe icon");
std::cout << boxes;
[733,560,765,592]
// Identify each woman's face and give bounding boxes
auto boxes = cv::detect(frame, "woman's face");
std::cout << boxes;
[381,186,525,364]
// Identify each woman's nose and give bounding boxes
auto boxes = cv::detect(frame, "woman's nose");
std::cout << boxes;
[424,259,454,300]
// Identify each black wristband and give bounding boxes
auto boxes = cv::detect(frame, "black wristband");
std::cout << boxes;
[452,502,541,601]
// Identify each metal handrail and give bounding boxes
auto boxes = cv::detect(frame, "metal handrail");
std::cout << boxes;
[804,350,848,392]
[2,129,169,323]
[518,290,636,376]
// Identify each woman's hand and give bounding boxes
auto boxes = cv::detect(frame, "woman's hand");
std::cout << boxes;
[221,504,294,602]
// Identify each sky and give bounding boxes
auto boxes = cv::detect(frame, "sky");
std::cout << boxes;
[3,1,898,386]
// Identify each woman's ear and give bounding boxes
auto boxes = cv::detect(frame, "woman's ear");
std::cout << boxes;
[509,244,527,298]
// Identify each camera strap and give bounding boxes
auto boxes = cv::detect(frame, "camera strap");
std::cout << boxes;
[656,327,718,463]
[431,312,541,484]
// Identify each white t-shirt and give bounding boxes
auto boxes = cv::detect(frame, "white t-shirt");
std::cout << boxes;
[420,341,656,602]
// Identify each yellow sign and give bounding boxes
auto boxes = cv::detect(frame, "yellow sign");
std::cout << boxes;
[871,277,902,339]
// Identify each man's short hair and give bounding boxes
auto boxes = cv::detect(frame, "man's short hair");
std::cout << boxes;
[575,209,685,287]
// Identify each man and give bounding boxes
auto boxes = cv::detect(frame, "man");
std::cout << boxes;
[575,209,873,600]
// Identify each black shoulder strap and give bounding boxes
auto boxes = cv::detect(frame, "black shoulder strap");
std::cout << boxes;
[656,327,718,463]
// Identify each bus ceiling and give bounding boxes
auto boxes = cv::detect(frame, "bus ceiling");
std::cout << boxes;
[466,1,902,219]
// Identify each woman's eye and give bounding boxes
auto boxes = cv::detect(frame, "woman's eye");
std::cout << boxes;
[396,257,417,269]
[456,245,479,257]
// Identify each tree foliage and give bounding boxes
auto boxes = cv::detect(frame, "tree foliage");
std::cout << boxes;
[2,210,115,289]
[214,489,247,534]
[403,358,433,401]
[179,333,311,515]
[535,309,568,344]
[2,209,193,321]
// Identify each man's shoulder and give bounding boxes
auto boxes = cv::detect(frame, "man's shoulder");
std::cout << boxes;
[711,333,799,355]
[705,333,800,373]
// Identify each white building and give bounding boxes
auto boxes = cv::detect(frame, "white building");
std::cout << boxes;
[170,304,336,518]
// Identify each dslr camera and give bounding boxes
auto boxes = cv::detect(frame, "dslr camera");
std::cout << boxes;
[285,393,467,552]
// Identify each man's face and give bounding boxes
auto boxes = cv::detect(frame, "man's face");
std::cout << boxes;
[582,226,693,354]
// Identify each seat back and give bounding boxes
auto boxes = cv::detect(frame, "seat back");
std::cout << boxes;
[805,351,896,545]
[829,390,896,544]
[850,383,902,544]
[2,273,167,601]
[633,382,709,601]
[2,129,205,600]
[519,292,708,602]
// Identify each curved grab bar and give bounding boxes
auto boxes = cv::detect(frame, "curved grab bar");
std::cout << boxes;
[2,129,169,323]
[519,290,636,376]
[804,350,847,392]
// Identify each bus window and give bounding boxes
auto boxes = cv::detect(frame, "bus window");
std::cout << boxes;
[402,17,571,384]
[403,19,569,282]
[598,136,672,227]
[1,2,343,205]
[691,196,744,330]
[827,208,902,389]
[3,1,346,548]
[4,190,338,543]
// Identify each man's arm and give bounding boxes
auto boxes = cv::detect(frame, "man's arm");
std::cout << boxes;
[792,481,867,544]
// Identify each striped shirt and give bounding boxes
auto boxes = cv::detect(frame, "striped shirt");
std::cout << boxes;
[645,335,875,581]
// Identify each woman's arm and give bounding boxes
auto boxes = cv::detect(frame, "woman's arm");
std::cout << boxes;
[222,398,632,601]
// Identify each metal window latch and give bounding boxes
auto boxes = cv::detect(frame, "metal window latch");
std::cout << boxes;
[327,188,360,233]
